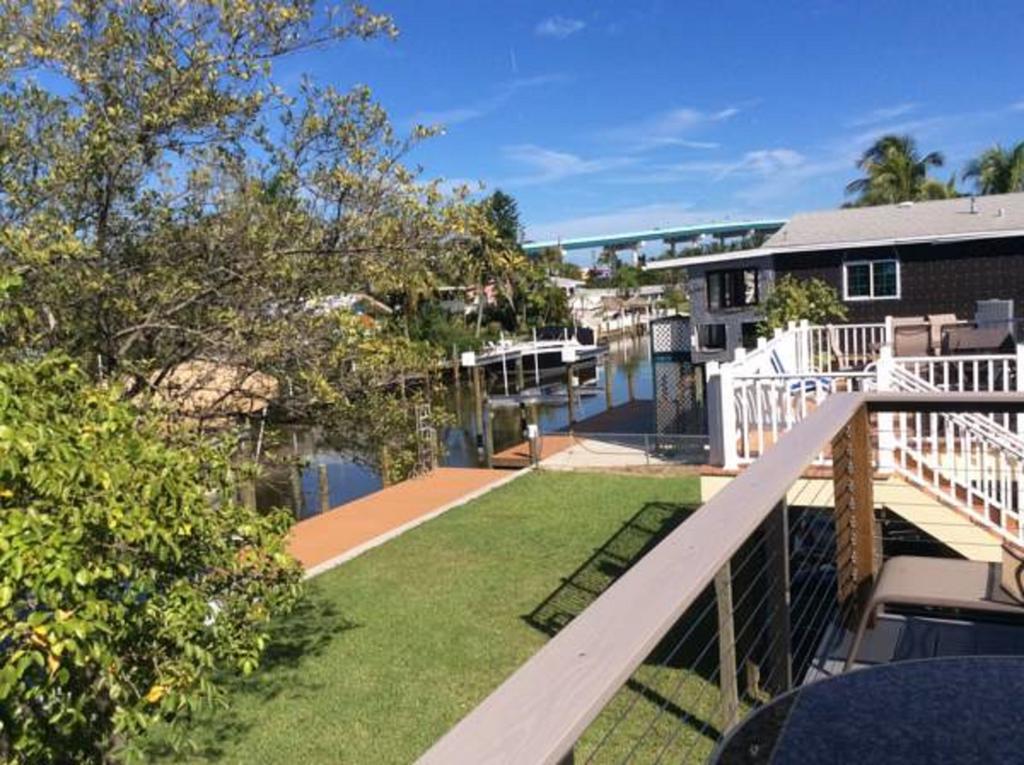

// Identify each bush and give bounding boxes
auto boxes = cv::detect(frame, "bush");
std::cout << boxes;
[758,275,848,336]
[0,356,301,763]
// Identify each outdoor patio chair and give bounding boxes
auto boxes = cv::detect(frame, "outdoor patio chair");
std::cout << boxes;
[843,555,1024,672]
[769,349,833,394]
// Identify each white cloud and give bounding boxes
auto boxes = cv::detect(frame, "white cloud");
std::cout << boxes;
[600,106,740,152]
[502,144,632,185]
[410,73,569,129]
[535,16,586,39]
[847,102,919,127]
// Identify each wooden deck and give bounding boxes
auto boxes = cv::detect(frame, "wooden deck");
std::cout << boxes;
[491,434,574,468]
[288,467,525,576]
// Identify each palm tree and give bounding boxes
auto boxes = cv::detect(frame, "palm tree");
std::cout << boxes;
[845,135,952,206]
[962,142,1024,195]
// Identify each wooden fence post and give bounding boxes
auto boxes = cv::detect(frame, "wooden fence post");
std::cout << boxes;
[714,562,739,729]
[765,500,792,694]
[831,405,878,614]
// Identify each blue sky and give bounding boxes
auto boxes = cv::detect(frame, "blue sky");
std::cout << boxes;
[280,0,1024,255]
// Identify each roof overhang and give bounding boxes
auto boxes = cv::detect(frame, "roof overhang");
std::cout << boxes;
[646,228,1024,271]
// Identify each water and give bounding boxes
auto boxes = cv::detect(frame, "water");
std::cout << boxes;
[256,337,654,518]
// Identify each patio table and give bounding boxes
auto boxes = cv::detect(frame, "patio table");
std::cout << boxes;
[712,655,1024,764]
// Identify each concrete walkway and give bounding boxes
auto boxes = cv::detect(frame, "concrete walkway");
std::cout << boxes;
[289,467,526,577]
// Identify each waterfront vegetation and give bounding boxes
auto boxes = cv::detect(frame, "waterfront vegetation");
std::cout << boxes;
[144,471,703,763]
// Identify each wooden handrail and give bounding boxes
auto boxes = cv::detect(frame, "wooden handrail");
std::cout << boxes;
[418,392,1024,765]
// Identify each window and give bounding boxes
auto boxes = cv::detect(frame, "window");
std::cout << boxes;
[843,259,900,300]
[741,322,760,350]
[699,324,727,350]
[706,269,759,310]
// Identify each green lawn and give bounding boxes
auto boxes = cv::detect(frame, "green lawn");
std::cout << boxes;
[147,471,707,764]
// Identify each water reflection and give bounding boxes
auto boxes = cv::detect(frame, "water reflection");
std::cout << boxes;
[257,337,655,518]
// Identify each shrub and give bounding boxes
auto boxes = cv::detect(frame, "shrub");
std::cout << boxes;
[758,275,848,336]
[0,356,301,763]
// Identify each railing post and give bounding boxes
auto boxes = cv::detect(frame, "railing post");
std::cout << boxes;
[831,405,878,615]
[876,345,895,472]
[798,319,811,374]
[707,361,738,469]
[1016,342,1024,437]
[884,315,894,347]
[765,500,792,694]
[714,561,739,729]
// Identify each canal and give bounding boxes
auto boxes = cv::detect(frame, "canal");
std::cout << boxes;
[256,337,654,518]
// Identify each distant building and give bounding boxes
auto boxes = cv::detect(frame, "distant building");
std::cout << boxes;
[649,193,1024,362]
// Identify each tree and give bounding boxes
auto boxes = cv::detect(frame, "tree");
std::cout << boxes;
[758,275,848,335]
[963,142,1024,195]
[845,134,955,206]
[0,352,300,762]
[0,1,474,478]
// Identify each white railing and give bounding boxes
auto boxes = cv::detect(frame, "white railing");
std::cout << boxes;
[889,363,1024,546]
[893,351,1022,432]
[806,321,890,373]
[708,318,1021,470]
[732,372,875,464]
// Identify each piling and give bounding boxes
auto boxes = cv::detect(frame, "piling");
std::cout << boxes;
[290,462,304,517]
[604,354,613,409]
[566,362,577,426]
[484,403,495,468]
[472,366,485,451]
[318,463,330,514]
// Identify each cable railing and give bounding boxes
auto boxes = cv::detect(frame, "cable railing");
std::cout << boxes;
[418,392,1024,765]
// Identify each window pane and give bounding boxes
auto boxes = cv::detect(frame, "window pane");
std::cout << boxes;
[846,264,871,297]
[873,261,897,297]
[743,270,759,305]
[707,273,722,310]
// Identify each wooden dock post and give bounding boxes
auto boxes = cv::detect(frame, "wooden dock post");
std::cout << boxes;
[290,462,304,517]
[566,362,576,426]
[483,402,495,468]
[604,354,613,410]
[452,344,460,385]
[317,463,330,514]
[472,366,484,451]
[714,561,739,729]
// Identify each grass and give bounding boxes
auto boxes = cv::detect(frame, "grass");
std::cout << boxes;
[147,471,704,764]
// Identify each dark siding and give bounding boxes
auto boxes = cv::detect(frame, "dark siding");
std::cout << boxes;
[773,236,1024,323]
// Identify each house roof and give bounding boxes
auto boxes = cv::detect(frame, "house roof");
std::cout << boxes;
[766,193,1024,250]
[646,193,1024,271]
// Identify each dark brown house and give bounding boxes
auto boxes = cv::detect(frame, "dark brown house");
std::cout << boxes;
[649,193,1024,362]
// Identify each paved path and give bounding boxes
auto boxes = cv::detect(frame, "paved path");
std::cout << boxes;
[289,467,525,577]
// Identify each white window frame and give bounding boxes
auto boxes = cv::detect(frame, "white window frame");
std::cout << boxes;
[842,258,901,301]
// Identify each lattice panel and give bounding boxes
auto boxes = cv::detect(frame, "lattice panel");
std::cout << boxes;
[651,316,691,355]
[654,358,703,434]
